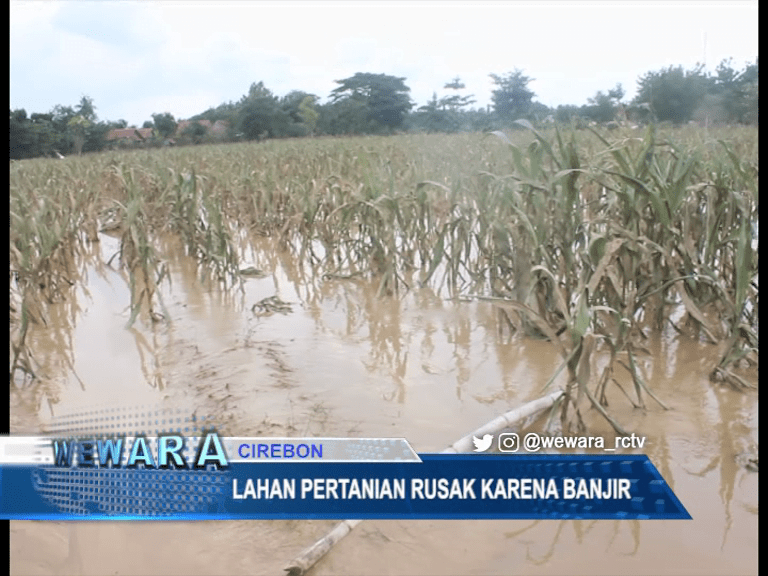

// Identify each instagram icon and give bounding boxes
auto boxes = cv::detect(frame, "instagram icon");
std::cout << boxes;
[497,433,520,452]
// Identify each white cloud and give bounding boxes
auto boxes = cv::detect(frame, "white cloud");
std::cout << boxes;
[10,1,759,126]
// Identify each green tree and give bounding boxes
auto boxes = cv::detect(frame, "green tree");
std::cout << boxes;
[193,102,237,124]
[409,77,476,133]
[298,95,319,136]
[75,95,97,122]
[554,104,581,124]
[278,91,318,137]
[84,121,117,153]
[441,77,476,112]
[415,92,449,132]
[192,102,239,140]
[711,58,758,124]
[10,109,34,159]
[181,121,208,145]
[490,69,536,123]
[280,91,315,122]
[316,97,369,135]
[463,107,494,132]
[584,83,625,123]
[66,97,101,154]
[528,101,553,124]
[50,105,77,153]
[330,73,413,132]
[29,112,59,156]
[151,112,177,139]
[237,81,290,140]
[67,115,91,155]
[738,59,758,124]
[634,64,710,124]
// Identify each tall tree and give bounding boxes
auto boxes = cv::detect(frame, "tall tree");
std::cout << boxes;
[29,112,59,156]
[181,121,208,145]
[416,92,452,133]
[737,59,759,125]
[584,83,625,123]
[712,58,759,124]
[67,115,91,155]
[10,109,34,159]
[280,91,316,122]
[298,95,319,136]
[330,73,413,132]
[237,81,289,140]
[152,112,177,139]
[75,95,97,122]
[441,77,476,112]
[50,105,76,152]
[634,64,710,124]
[316,97,368,135]
[490,69,535,123]
[279,90,319,137]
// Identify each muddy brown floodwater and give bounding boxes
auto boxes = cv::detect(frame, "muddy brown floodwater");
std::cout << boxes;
[10,235,758,576]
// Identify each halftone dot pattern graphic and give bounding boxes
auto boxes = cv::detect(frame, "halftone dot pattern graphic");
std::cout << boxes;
[342,438,416,461]
[43,404,212,437]
[32,467,229,516]
[506,457,670,518]
[33,404,229,517]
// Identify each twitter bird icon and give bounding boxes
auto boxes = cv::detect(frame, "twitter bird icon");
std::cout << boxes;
[473,434,493,452]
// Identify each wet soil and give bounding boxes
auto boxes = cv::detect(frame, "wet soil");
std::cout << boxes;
[10,236,758,576]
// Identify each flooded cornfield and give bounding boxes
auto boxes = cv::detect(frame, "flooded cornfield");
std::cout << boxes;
[10,128,758,575]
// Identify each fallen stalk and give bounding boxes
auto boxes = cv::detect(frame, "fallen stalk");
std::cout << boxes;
[283,389,564,575]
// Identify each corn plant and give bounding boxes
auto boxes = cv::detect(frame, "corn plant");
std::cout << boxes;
[9,128,758,427]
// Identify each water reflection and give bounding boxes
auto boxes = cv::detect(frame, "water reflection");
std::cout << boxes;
[9,233,758,576]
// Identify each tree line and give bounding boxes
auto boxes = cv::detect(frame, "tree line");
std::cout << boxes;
[10,59,758,160]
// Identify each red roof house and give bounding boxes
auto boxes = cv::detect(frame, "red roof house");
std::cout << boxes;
[106,127,154,142]
[175,119,212,136]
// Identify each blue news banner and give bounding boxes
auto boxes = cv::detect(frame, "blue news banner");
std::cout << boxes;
[0,436,690,520]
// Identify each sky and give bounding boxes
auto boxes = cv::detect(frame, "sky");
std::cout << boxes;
[10,1,758,127]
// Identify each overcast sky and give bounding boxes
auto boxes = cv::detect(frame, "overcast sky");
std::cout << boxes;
[10,1,758,127]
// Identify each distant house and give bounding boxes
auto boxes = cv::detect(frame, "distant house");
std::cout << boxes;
[175,119,212,136]
[211,120,229,138]
[106,127,154,146]
[105,120,232,149]
[174,119,230,143]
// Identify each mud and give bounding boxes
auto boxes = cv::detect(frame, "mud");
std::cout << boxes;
[10,236,758,576]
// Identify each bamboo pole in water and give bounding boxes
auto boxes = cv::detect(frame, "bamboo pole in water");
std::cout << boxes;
[283,389,564,575]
